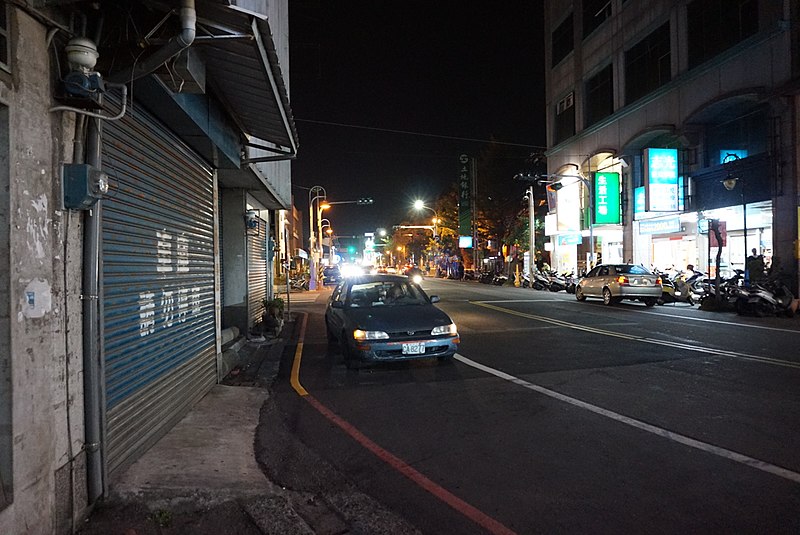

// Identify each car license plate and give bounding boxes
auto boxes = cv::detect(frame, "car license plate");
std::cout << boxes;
[402,342,425,355]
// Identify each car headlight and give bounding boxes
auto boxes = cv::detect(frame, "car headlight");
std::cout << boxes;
[431,323,457,336]
[353,329,389,341]
[411,274,423,284]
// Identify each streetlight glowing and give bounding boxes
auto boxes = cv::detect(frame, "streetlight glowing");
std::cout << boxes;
[320,202,331,210]
[413,199,425,211]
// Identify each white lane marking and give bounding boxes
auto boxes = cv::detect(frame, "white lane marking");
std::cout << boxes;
[473,298,800,335]
[477,299,565,303]
[454,353,800,484]
[636,309,800,334]
[471,301,800,370]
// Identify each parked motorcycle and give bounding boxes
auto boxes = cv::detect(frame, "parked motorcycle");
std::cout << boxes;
[289,276,309,291]
[492,273,509,286]
[736,279,796,317]
[478,271,494,284]
[563,271,578,294]
[546,271,567,292]
[531,269,551,291]
[656,269,703,305]
[697,270,744,311]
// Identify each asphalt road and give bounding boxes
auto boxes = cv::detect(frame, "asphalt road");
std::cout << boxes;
[264,278,800,534]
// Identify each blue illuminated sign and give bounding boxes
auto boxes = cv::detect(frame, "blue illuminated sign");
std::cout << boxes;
[557,233,583,246]
[639,217,682,235]
[644,148,680,212]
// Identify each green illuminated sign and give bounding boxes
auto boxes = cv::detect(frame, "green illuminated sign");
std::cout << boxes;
[594,172,621,225]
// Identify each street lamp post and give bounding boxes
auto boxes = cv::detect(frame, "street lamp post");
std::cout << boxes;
[527,185,535,278]
[308,186,326,290]
[413,200,439,238]
[317,201,330,268]
[413,200,440,271]
[722,153,747,276]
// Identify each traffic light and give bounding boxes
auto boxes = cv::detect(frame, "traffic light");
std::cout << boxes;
[348,246,356,254]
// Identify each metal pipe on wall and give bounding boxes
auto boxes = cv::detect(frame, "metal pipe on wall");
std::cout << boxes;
[82,116,105,502]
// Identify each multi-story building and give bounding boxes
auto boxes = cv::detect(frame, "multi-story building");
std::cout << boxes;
[0,1,297,533]
[543,0,799,292]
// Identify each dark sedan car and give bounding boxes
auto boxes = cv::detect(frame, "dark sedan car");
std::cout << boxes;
[321,265,341,285]
[325,275,459,369]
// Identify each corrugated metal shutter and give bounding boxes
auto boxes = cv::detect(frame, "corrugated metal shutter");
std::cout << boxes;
[248,217,267,330]
[102,98,217,476]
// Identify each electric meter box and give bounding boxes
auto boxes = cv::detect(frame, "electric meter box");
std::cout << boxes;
[63,163,108,210]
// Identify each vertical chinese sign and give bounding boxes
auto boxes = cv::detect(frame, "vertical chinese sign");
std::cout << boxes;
[644,147,679,212]
[458,154,474,245]
[593,172,621,224]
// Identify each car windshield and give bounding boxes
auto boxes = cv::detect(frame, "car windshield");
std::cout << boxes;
[346,280,427,307]
[614,264,652,275]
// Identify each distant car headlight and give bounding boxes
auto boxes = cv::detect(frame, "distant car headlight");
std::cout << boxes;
[341,264,363,278]
[353,329,389,341]
[411,274,423,284]
[431,323,457,336]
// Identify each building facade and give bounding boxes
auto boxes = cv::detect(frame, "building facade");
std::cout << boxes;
[543,0,799,291]
[0,1,297,533]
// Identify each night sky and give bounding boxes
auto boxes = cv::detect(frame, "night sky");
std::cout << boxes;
[289,1,546,237]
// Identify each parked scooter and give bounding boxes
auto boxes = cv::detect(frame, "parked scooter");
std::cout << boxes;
[546,271,567,292]
[656,269,703,305]
[478,271,494,284]
[492,273,509,286]
[563,271,578,294]
[697,270,744,311]
[736,279,796,317]
[531,269,551,291]
[289,276,309,291]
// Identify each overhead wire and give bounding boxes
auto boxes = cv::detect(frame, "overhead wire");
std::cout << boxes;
[295,118,547,150]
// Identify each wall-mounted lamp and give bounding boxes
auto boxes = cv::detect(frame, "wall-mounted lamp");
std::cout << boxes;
[245,210,259,234]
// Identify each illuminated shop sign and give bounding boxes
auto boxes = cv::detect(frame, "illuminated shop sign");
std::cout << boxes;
[557,233,583,246]
[635,183,684,220]
[719,149,747,164]
[644,148,679,212]
[458,236,473,248]
[594,172,620,224]
[638,217,682,235]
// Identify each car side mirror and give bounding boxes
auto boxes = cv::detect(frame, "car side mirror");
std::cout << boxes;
[429,295,440,303]
[331,301,344,309]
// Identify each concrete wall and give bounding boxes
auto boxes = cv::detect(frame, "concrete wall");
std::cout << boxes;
[0,7,86,535]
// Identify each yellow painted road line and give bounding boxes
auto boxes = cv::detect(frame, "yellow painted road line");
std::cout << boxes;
[290,312,309,396]
[471,301,800,370]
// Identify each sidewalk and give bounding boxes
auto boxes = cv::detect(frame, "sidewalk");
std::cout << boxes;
[78,329,320,535]
[78,303,419,535]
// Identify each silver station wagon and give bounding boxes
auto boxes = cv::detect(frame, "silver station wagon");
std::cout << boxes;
[575,264,662,307]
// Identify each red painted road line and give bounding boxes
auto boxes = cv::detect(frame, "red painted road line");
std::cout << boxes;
[303,393,517,535]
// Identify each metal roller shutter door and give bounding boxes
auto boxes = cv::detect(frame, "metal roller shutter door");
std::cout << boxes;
[248,217,268,330]
[102,99,217,476]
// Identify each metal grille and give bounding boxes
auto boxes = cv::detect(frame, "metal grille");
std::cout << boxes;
[247,217,267,330]
[102,96,217,476]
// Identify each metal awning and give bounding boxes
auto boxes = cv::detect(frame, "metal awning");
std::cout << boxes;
[192,0,298,159]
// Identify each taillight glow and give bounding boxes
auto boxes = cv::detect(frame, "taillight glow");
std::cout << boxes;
[617,275,629,285]
[656,276,662,285]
